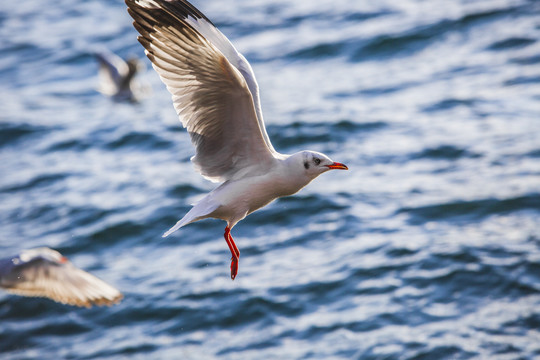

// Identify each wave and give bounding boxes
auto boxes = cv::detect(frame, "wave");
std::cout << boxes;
[249,194,348,227]
[487,37,536,51]
[398,193,540,224]
[504,75,540,87]
[412,145,480,160]
[103,131,173,151]
[422,98,479,113]
[268,120,386,150]
[285,3,526,62]
[0,173,68,193]
[0,122,54,148]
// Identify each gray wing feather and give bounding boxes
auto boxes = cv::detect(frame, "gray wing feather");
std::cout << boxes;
[126,0,277,182]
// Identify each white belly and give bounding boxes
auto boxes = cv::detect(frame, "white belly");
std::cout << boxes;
[208,173,306,227]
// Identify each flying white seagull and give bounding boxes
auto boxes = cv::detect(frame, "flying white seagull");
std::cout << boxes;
[126,0,348,280]
[95,49,146,102]
[0,248,123,307]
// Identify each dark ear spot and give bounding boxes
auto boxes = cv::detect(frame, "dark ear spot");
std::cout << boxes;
[304,161,309,169]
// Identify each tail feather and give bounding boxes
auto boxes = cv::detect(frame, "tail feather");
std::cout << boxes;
[162,217,192,238]
[162,196,220,238]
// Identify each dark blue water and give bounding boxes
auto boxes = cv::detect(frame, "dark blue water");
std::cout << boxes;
[2,0,540,358]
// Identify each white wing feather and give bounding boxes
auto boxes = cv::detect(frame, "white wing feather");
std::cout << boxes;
[181,13,276,154]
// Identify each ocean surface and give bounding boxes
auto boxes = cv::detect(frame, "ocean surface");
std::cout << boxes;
[1,0,540,358]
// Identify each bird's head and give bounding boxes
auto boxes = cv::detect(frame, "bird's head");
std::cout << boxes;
[292,150,348,179]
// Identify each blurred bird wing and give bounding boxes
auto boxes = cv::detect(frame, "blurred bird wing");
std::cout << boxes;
[95,50,129,94]
[1,254,123,308]
[127,0,277,182]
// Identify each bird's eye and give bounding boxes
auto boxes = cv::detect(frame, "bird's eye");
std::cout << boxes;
[314,158,321,166]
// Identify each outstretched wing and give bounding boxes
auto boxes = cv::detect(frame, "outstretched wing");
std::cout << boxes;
[126,0,278,182]
[165,1,276,154]
[0,249,123,308]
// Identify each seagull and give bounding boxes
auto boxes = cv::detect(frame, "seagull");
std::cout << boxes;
[95,49,147,102]
[126,0,348,280]
[0,248,123,308]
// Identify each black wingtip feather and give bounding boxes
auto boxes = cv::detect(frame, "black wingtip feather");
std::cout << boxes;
[127,0,212,63]
[132,19,152,38]
[126,0,216,32]
[137,35,152,49]
[159,0,216,26]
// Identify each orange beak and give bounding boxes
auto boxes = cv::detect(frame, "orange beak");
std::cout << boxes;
[326,162,348,170]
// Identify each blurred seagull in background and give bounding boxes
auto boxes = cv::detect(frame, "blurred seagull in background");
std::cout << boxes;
[95,49,148,102]
[0,248,123,308]
[126,0,348,280]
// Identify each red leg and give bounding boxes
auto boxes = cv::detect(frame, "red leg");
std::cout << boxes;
[225,227,240,258]
[224,227,240,280]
